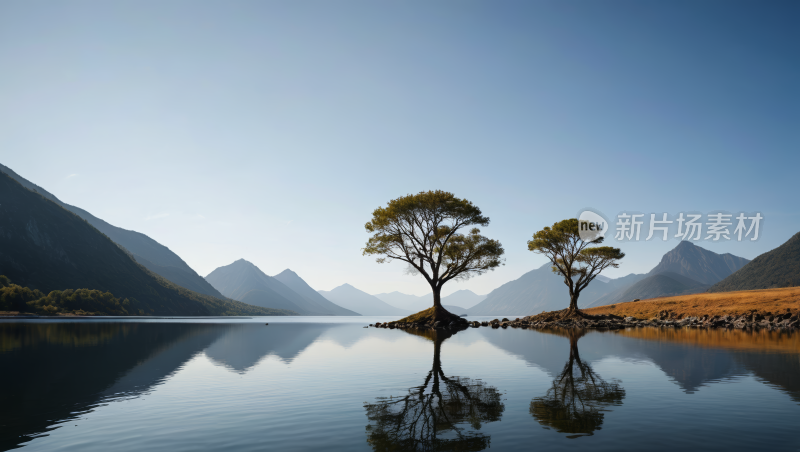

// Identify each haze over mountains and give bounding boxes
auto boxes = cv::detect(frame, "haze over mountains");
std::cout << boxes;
[0,171,289,316]
[205,260,358,316]
[373,290,486,313]
[467,241,751,315]
[318,284,411,316]
[585,241,750,308]
[2,160,796,318]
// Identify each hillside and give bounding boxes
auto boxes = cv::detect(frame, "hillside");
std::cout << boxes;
[373,289,486,312]
[648,241,749,285]
[206,261,358,315]
[273,270,358,316]
[584,286,800,319]
[0,163,223,298]
[709,231,800,292]
[585,242,749,308]
[466,263,633,316]
[318,284,410,316]
[206,259,309,314]
[0,172,292,316]
[609,272,709,302]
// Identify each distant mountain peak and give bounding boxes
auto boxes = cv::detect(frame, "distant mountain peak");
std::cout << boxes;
[648,241,749,285]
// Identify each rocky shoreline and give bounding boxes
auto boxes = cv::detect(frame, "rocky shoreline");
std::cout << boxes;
[370,310,800,332]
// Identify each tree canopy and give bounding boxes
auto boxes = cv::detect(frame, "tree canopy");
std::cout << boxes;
[364,190,504,309]
[527,219,624,313]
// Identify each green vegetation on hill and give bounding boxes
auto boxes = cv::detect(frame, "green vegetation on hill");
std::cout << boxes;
[0,173,296,317]
[709,231,800,292]
[0,275,296,316]
[0,163,224,298]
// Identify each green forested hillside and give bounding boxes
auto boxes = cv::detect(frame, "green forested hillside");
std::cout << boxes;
[0,173,295,316]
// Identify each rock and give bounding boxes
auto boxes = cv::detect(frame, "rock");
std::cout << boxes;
[624,317,636,323]
[433,321,442,328]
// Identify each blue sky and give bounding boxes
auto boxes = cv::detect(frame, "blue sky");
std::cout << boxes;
[2,1,798,296]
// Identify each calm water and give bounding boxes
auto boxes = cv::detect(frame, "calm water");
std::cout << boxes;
[1,317,799,451]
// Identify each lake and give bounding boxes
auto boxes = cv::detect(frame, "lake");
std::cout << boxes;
[1,317,799,451]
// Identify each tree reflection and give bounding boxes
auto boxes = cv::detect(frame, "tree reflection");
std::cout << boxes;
[530,330,625,438]
[364,329,504,451]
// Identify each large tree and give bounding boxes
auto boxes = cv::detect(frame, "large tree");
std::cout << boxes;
[527,219,624,315]
[364,190,504,311]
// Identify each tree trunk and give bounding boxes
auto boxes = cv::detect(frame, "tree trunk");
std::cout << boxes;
[432,286,442,308]
[568,292,579,312]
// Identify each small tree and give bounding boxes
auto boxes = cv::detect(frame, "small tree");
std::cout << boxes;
[363,190,504,311]
[527,219,624,315]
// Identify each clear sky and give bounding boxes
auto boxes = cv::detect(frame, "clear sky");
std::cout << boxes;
[2,1,798,296]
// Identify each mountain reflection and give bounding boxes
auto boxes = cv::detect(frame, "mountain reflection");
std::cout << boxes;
[364,329,504,451]
[530,330,625,438]
[204,323,337,371]
[0,322,231,450]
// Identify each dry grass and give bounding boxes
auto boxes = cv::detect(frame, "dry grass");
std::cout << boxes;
[395,306,462,324]
[584,286,800,319]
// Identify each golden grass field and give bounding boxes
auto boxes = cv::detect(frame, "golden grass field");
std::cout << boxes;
[584,286,800,319]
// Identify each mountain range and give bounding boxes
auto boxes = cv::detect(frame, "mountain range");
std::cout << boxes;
[584,241,750,308]
[0,170,291,316]
[0,163,223,298]
[205,260,358,316]
[318,284,411,316]
[2,160,794,318]
[467,241,750,315]
[373,290,486,312]
[709,231,800,292]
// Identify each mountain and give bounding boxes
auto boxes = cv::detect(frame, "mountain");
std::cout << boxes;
[205,261,358,316]
[373,292,429,312]
[0,171,292,316]
[466,263,630,316]
[373,289,486,312]
[0,163,223,298]
[318,284,411,316]
[272,270,358,316]
[442,305,468,314]
[709,231,800,292]
[648,241,750,285]
[441,290,486,309]
[586,242,750,307]
[205,259,307,313]
[603,272,709,304]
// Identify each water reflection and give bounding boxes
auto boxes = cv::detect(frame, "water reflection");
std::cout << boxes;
[530,329,625,438]
[364,329,504,451]
[0,322,231,450]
